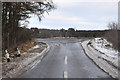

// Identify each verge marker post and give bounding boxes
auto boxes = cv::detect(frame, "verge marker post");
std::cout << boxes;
[17,48,21,57]
[5,50,10,62]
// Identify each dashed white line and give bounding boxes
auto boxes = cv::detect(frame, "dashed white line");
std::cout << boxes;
[65,56,67,65]
[64,71,68,78]
[64,56,68,78]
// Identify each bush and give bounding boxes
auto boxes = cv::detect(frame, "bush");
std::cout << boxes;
[104,22,120,52]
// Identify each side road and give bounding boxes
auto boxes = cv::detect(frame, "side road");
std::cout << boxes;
[2,42,50,78]
[81,40,118,79]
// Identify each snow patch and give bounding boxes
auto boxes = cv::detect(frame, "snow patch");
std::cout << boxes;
[33,45,40,49]
[26,45,40,52]
[91,38,118,67]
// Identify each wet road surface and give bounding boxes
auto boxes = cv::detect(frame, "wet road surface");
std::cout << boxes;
[20,38,110,78]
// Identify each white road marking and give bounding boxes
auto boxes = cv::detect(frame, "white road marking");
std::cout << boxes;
[64,71,68,78]
[65,56,67,65]
[31,60,41,70]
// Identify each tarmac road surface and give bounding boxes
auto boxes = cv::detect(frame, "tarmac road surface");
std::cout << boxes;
[20,38,110,78]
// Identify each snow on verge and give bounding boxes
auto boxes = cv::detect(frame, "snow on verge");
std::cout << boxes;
[81,40,118,78]
[2,43,50,78]
[90,38,118,68]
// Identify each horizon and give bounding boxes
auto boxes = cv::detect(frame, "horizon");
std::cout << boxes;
[30,27,111,31]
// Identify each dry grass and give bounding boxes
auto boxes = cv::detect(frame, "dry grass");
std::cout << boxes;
[18,39,36,54]
[2,39,37,62]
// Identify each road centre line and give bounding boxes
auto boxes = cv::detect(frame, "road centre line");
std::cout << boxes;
[64,71,68,78]
[65,56,67,65]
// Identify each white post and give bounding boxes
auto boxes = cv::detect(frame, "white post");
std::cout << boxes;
[5,50,10,62]
[17,48,21,57]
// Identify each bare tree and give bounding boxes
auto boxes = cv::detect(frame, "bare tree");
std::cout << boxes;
[105,22,119,51]
[2,1,55,50]
[107,22,118,30]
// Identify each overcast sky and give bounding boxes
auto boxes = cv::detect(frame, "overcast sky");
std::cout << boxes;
[27,0,118,30]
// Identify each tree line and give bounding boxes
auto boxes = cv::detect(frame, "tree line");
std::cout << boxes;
[31,26,120,52]
[31,28,107,38]
[2,1,55,51]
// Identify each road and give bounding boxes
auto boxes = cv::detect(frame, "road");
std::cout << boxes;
[20,38,110,78]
